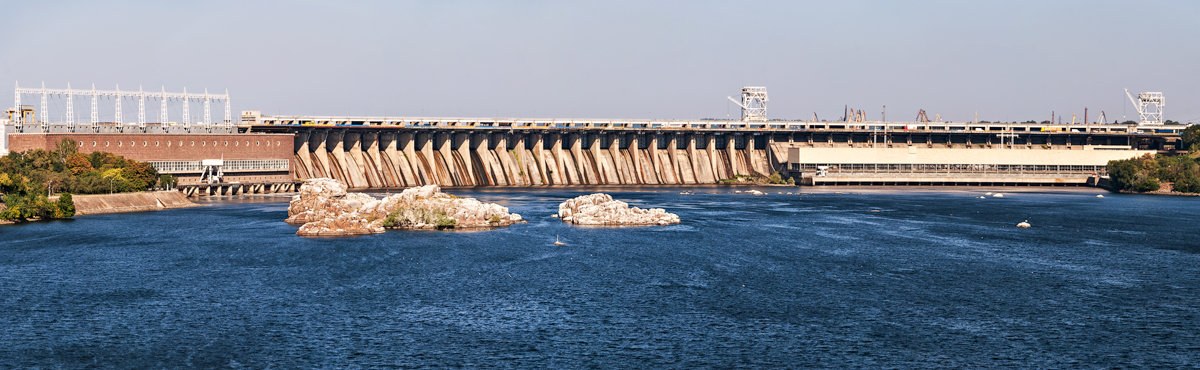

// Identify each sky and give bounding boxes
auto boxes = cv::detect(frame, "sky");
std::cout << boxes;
[2,0,1197,123]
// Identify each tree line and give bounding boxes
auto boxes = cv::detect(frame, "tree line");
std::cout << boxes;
[1106,125,1200,194]
[0,138,176,222]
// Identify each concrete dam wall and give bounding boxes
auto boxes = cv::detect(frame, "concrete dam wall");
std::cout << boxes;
[290,130,781,188]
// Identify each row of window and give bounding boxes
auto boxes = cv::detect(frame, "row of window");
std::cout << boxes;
[148,159,290,173]
[789,163,1105,173]
[80,139,284,148]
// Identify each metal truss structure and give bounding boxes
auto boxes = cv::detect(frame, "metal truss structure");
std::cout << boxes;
[13,81,232,132]
[1124,88,1164,125]
[727,86,768,122]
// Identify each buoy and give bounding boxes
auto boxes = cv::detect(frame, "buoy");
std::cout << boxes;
[553,234,566,246]
[1096,194,1104,198]
[1017,220,1031,228]
[993,193,1005,198]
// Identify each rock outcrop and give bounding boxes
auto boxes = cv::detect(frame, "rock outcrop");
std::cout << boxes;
[557,193,680,226]
[286,178,523,237]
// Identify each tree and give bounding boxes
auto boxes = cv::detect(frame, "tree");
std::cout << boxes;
[54,138,78,163]
[55,193,75,218]
[65,153,94,175]
[122,160,158,190]
[1182,125,1200,152]
[157,174,178,189]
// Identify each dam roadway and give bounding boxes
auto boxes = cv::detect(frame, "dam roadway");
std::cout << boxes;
[241,112,1185,189]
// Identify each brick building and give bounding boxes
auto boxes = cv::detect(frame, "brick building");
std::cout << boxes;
[6,133,295,185]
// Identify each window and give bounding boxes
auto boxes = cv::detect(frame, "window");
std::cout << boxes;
[105,141,109,147]
[224,141,229,146]
[142,141,147,146]
[155,141,159,146]
[191,141,195,146]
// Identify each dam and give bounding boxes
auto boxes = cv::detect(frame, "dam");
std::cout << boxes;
[5,84,1188,191]
[242,111,1181,188]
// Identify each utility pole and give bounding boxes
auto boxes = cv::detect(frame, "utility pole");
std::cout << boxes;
[882,105,886,122]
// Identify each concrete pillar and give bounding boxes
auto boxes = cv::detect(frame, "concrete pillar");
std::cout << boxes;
[588,133,607,184]
[686,134,704,183]
[607,134,628,184]
[293,131,312,180]
[435,132,458,185]
[648,134,662,183]
[549,133,564,184]
[707,134,723,180]
[726,134,740,176]
[667,134,682,184]
[453,132,476,185]
[629,133,644,184]
[532,133,548,185]
[512,133,531,185]
[398,132,422,185]
[569,133,588,184]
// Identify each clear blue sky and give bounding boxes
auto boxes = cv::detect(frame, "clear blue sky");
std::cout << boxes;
[2,0,1197,123]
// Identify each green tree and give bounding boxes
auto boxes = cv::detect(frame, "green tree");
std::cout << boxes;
[54,138,78,163]
[1181,125,1200,152]
[157,174,178,189]
[55,193,75,218]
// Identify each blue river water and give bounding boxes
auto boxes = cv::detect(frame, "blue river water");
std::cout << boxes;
[1,187,1198,367]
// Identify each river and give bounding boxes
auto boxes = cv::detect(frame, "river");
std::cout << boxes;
[1,187,1198,367]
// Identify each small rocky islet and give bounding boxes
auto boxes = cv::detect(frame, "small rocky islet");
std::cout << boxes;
[286,178,523,237]
[556,193,681,226]
[286,178,681,237]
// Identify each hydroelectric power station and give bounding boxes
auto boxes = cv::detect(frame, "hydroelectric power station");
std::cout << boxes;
[3,83,1189,194]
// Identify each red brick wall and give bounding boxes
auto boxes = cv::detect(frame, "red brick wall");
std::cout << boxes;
[7,133,294,161]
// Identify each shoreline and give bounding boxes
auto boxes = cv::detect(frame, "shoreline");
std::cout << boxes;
[71,191,200,216]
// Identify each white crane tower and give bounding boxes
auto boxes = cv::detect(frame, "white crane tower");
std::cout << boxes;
[727,86,768,122]
[1124,88,1164,125]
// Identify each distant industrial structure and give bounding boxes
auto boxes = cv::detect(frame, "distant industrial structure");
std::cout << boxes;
[1125,88,1165,125]
[3,83,294,195]
[8,82,233,133]
[2,84,1191,192]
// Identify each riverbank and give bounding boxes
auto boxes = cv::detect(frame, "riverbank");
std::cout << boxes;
[68,191,198,215]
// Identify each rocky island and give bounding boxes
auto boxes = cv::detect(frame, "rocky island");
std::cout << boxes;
[557,193,680,226]
[286,178,523,237]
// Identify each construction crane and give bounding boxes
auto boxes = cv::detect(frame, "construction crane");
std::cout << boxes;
[726,86,768,121]
[1125,88,1165,124]
[916,109,930,123]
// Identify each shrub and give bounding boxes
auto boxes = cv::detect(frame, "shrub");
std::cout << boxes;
[767,172,784,184]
